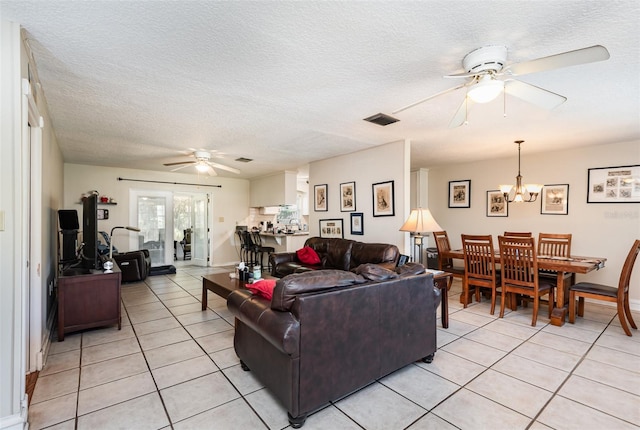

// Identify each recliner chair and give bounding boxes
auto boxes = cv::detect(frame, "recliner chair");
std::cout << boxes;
[113,249,151,282]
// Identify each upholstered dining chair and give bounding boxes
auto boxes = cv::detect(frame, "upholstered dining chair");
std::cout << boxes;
[433,231,465,291]
[462,234,500,313]
[569,239,640,336]
[498,236,554,326]
[503,231,533,237]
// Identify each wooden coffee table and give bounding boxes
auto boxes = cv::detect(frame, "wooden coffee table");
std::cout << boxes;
[202,272,276,310]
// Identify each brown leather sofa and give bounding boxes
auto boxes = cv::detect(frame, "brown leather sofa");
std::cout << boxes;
[227,264,439,428]
[269,236,399,277]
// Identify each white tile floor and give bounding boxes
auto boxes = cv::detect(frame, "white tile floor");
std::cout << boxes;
[29,265,640,430]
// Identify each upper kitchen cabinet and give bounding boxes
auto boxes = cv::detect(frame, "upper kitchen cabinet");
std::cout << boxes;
[250,171,298,207]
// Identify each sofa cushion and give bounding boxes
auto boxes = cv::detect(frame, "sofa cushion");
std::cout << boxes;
[246,279,277,300]
[271,270,365,311]
[349,242,399,271]
[304,237,353,271]
[296,246,321,265]
[395,262,426,277]
[354,263,399,281]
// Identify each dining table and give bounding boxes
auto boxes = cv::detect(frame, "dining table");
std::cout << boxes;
[440,249,606,326]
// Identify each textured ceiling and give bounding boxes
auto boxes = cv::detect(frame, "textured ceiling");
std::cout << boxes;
[1,1,639,179]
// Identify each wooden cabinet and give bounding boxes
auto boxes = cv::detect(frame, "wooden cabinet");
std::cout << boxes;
[57,265,121,341]
[250,171,298,207]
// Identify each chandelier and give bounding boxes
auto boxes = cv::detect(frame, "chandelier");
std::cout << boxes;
[499,140,541,203]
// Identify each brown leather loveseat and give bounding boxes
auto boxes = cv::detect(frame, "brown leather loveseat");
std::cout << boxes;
[269,236,399,277]
[227,264,439,428]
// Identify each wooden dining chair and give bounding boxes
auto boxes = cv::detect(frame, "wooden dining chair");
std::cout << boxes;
[498,236,554,326]
[569,239,640,336]
[538,233,575,291]
[462,234,500,313]
[433,231,465,291]
[503,231,532,237]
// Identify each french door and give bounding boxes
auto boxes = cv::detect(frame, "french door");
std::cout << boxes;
[174,193,209,266]
[132,190,210,267]
[130,190,174,266]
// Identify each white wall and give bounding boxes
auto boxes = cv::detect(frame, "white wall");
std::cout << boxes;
[428,140,640,304]
[64,164,250,266]
[308,140,411,251]
[1,19,65,428]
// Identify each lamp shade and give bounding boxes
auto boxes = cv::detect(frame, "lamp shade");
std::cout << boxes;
[467,76,504,103]
[399,208,443,233]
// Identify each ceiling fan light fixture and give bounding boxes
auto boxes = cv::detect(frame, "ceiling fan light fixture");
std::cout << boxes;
[195,163,209,172]
[467,75,504,103]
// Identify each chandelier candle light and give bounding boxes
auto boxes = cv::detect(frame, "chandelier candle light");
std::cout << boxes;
[499,140,542,203]
[399,208,443,265]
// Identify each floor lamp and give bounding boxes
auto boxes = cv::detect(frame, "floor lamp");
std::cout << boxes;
[399,208,443,265]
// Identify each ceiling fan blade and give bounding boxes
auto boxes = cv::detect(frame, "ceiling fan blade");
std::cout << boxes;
[392,83,468,114]
[444,71,480,79]
[206,166,217,177]
[504,79,566,110]
[504,45,610,76]
[207,161,240,174]
[170,164,193,172]
[163,160,195,167]
[448,96,474,128]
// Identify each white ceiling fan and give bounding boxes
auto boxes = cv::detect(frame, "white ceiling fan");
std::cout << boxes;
[163,151,241,176]
[392,44,610,127]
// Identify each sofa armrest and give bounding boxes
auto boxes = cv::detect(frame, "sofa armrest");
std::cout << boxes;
[269,252,298,275]
[227,290,300,355]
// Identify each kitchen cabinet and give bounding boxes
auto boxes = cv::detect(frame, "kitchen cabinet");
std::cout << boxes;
[250,171,297,207]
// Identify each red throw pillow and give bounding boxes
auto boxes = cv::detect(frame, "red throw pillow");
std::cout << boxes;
[246,279,277,300]
[296,246,321,265]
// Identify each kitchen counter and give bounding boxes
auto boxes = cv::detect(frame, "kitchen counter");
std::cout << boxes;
[260,232,309,237]
[259,232,309,251]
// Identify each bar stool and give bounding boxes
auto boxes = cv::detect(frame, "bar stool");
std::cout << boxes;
[237,230,252,264]
[252,232,275,271]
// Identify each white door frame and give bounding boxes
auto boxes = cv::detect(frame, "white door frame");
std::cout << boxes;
[23,78,45,373]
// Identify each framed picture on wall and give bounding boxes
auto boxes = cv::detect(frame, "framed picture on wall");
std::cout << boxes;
[449,179,471,208]
[319,219,344,238]
[587,165,640,203]
[372,180,395,217]
[340,181,356,212]
[541,184,569,215]
[314,184,328,211]
[486,190,508,217]
[350,212,364,235]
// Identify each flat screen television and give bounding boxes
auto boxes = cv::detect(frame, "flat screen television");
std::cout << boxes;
[81,194,100,270]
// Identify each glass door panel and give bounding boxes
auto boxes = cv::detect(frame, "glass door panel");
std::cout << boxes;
[192,194,208,266]
[132,191,173,266]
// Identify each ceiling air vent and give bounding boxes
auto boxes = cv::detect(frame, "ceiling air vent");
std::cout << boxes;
[235,157,253,163]
[363,113,399,126]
